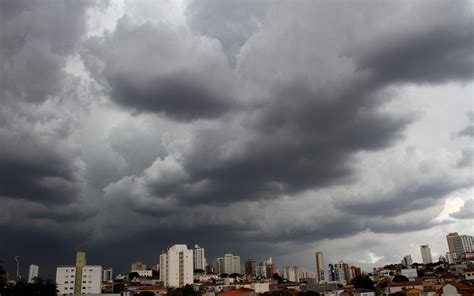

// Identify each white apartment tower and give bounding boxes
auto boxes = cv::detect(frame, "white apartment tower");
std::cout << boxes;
[454,235,473,254]
[223,254,241,274]
[282,266,300,282]
[55,251,102,295]
[28,264,39,283]
[194,245,206,270]
[56,266,102,295]
[420,245,433,264]
[160,244,193,287]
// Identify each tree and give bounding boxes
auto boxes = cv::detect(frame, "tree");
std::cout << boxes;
[351,276,375,290]
[138,292,156,296]
[219,273,229,278]
[229,273,241,278]
[128,271,140,280]
[298,291,320,296]
[272,273,284,284]
[0,265,7,290]
[0,277,57,296]
[392,275,409,282]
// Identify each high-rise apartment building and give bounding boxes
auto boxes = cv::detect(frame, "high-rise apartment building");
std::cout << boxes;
[222,254,241,274]
[160,244,193,287]
[420,245,433,264]
[245,259,256,276]
[194,245,206,270]
[454,235,473,254]
[282,266,300,282]
[56,251,102,295]
[446,232,458,253]
[28,264,39,283]
[315,251,325,283]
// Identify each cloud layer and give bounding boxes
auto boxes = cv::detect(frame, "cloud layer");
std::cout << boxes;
[0,0,472,278]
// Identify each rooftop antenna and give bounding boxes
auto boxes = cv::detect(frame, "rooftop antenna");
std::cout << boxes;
[14,256,21,279]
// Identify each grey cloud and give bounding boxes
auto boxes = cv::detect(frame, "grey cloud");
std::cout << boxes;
[81,16,235,121]
[334,178,467,217]
[457,125,474,138]
[184,0,269,65]
[457,149,473,168]
[0,1,91,204]
[450,199,474,219]
[351,1,473,85]
[0,0,91,103]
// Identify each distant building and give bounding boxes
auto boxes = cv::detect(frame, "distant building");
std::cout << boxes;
[216,258,225,274]
[282,266,300,282]
[446,233,458,253]
[56,252,102,296]
[223,254,241,274]
[160,244,193,287]
[103,268,113,282]
[401,255,413,267]
[194,245,206,270]
[315,251,325,283]
[135,270,153,277]
[420,245,433,264]
[131,262,147,272]
[28,264,39,283]
[245,259,256,276]
[205,263,214,274]
[56,266,76,295]
[454,235,473,254]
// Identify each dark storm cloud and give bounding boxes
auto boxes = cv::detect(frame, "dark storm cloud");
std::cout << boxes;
[351,1,473,85]
[81,16,235,121]
[109,73,231,121]
[334,179,466,217]
[450,199,474,219]
[105,0,473,225]
[0,132,83,204]
[0,1,92,204]
[0,0,91,103]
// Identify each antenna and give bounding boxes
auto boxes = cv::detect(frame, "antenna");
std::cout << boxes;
[15,256,21,279]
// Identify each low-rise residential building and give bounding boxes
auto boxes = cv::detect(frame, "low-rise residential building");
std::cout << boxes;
[386,279,423,295]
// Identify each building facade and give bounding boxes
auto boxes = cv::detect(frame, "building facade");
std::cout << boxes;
[420,245,433,264]
[160,244,193,287]
[28,264,39,283]
[245,259,256,276]
[222,254,241,274]
[56,266,76,295]
[55,251,103,295]
[103,268,113,282]
[315,251,325,283]
[282,266,300,282]
[454,235,473,254]
[194,245,206,270]
[80,265,102,294]
[131,262,147,271]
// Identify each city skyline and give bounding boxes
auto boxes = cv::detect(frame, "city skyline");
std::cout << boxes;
[0,0,473,283]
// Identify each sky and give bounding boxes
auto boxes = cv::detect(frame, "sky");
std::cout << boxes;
[0,0,473,279]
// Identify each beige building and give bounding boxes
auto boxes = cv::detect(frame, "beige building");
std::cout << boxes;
[160,244,193,287]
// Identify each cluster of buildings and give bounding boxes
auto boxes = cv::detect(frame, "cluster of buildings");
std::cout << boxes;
[5,231,473,295]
